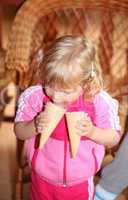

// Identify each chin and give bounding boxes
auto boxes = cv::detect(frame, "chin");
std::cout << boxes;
[55,102,68,108]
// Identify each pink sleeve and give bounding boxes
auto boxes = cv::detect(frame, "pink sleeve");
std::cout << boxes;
[94,91,121,132]
[15,85,44,122]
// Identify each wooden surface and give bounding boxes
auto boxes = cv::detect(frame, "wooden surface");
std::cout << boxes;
[0,122,17,200]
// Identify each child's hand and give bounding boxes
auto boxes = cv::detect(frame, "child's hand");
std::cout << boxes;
[75,115,94,137]
[35,111,49,133]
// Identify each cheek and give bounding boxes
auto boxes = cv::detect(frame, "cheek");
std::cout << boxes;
[45,89,54,98]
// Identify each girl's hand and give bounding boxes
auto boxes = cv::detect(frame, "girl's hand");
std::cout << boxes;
[34,111,49,134]
[75,115,94,137]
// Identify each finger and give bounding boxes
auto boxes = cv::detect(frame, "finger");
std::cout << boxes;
[37,126,43,133]
[81,119,93,127]
[75,121,90,129]
[38,121,49,128]
[81,117,92,123]
[81,127,90,133]
[76,129,88,136]
[38,118,50,124]
[37,122,49,132]
[38,112,49,119]
[77,118,91,125]
[36,115,49,124]
[76,122,92,132]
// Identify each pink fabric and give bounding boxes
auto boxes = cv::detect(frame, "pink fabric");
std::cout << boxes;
[15,85,44,122]
[30,149,94,200]
[93,91,121,131]
[30,171,90,200]
[15,85,121,186]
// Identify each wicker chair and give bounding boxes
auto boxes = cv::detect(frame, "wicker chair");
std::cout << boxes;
[5,0,128,199]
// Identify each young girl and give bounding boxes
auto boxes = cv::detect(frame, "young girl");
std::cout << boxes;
[14,35,121,200]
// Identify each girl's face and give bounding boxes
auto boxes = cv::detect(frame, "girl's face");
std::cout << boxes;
[45,85,83,108]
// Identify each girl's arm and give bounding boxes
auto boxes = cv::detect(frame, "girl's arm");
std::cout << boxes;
[76,116,120,147]
[14,120,37,140]
[14,110,49,140]
[87,126,120,147]
[14,85,44,140]
[77,91,122,147]
[90,91,121,147]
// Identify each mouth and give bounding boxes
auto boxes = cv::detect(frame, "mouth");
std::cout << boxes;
[53,101,69,107]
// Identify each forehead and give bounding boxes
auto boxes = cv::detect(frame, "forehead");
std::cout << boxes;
[45,69,83,90]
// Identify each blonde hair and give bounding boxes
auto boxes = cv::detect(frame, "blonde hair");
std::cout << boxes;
[40,35,103,96]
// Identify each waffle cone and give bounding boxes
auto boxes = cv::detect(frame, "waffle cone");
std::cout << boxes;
[66,111,85,158]
[39,102,65,149]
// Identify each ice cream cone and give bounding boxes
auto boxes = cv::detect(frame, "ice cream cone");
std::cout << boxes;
[66,111,85,158]
[39,102,66,149]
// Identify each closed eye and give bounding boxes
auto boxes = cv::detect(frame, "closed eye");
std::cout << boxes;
[63,90,76,94]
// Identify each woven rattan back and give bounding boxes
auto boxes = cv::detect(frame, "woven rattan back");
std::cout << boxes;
[5,0,128,88]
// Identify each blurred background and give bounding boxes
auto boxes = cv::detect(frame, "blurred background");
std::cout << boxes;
[0,0,128,199]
